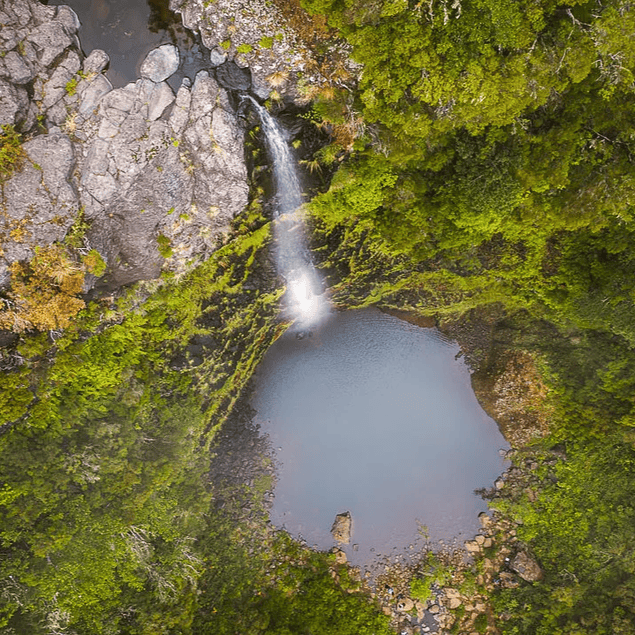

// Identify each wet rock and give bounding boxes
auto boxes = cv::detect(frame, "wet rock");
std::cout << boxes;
[332,548,347,565]
[209,47,227,67]
[140,44,180,82]
[83,49,110,75]
[511,551,543,582]
[215,60,251,91]
[54,5,81,33]
[331,511,352,544]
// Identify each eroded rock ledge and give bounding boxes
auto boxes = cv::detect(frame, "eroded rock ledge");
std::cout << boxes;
[0,0,256,291]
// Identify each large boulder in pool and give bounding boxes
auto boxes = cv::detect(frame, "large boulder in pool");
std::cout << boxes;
[140,44,180,83]
[331,511,352,544]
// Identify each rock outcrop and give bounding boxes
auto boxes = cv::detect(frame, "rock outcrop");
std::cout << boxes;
[1,134,79,286]
[1,0,249,292]
[169,0,357,102]
[76,66,248,286]
[0,0,81,131]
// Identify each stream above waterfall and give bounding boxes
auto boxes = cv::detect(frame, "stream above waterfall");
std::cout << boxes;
[50,0,205,87]
[250,308,509,567]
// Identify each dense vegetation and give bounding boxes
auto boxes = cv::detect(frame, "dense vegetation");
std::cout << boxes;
[3,0,635,631]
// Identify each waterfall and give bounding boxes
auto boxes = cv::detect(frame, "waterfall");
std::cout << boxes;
[247,96,330,327]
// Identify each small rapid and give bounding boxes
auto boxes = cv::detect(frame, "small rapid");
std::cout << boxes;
[247,97,330,327]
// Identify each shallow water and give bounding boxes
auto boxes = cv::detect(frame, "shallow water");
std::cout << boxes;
[50,0,205,88]
[250,308,509,567]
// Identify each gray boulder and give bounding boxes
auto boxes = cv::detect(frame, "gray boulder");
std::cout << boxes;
[0,79,29,127]
[0,134,79,283]
[139,44,180,82]
[511,551,543,582]
[82,49,110,75]
[76,69,247,286]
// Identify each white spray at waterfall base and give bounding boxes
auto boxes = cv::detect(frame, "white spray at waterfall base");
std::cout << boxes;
[248,96,331,328]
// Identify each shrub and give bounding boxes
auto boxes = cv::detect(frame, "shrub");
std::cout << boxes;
[0,244,85,332]
[258,36,274,49]
[0,125,24,181]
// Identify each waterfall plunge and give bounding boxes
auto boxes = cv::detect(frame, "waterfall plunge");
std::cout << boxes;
[248,97,330,327]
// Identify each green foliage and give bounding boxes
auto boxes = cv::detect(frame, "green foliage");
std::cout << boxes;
[492,438,635,634]
[0,217,284,632]
[298,2,635,632]
[236,43,253,54]
[0,124,24,181]
[258,35,274,48]
[65,76,79,96]
[194,491,391,635]
[410,577,433,602]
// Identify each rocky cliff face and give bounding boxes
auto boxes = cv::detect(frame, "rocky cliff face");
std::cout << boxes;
[170,0,326,101]
[0,0,353,304]
[0,0,250,292]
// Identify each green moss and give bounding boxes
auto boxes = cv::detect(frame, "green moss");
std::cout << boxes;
[65,76,79,96]
[64,208,90,249]
[220,39,231,50]
[258,36,274,49]
[236,43,253,54]
[410,577,432,602]
[82,249,107,277]
[0,124,24,181]
[156,233,173,258]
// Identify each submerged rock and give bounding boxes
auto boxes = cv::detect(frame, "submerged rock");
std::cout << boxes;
[331,511,352,544]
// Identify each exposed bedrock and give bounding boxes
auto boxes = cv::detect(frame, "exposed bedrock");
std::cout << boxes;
[1,0,249,290]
